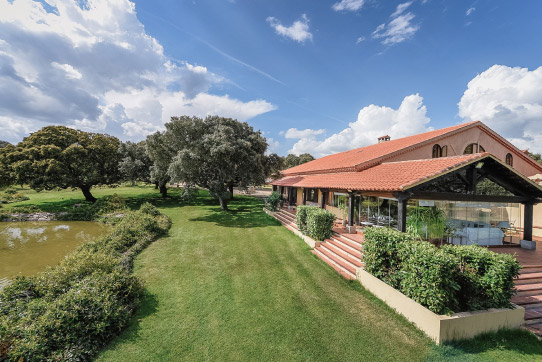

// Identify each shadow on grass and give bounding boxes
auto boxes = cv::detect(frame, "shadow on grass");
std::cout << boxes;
[188,195,279,228]
[428,329,542,360]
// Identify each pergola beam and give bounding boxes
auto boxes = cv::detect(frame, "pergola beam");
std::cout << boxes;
[395,191,538,204]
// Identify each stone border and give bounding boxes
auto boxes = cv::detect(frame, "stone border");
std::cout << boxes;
[356,269,525,344]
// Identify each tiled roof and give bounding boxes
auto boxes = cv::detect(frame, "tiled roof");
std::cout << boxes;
[282,121,480,176]
[272,154,486,192]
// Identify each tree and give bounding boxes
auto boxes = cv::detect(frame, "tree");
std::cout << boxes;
[282,153,315,169]
[118,141,153,185]
[167,116,267,210]
[146,131,173,198]
[527,151,542,165]
[0,144,15,187]
[0,140,11,148]
[9,126,120,202]
[264,153,283,180]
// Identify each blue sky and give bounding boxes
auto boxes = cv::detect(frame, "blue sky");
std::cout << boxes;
[0,0,541,156]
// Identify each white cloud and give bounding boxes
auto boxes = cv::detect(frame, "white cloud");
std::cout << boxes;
[332,0,365,12]
[372,2,419,45]
[0,0,275,142]
[458,65,542,152]
[391,1,413,18]
[288,94,431,157]
[466,7,476,16]
[356,36,366,44]
[266,14,313,43]
[284,128,325,139]
[266,137,280,154]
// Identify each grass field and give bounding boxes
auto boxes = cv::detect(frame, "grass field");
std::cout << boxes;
[4,185,542,361]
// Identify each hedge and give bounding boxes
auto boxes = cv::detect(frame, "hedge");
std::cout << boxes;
[0,202,171,361]
[363,227,521,315]
[296,205,335,241]
[265,191,280,212]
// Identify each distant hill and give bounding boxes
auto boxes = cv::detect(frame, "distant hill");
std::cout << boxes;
[0,140,11,148]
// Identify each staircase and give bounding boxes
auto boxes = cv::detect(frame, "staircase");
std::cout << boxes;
[272,208,364,280]
[512,265,542,335]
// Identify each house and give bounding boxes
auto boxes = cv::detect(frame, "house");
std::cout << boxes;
[271,121,542,246]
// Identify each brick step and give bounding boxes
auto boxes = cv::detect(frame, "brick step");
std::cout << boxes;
[520,268,542,275]
[515,277,542,286]
[277,211,296,223]
[333,231,365,245]
[525,308,542,321]
[274,213,297,227]
[326,239,363,259]
[321,242,363,268]
[517,290,542,298]
[523,302,542,310]
[516,283,542,292]
[311,249,356,280]
[523,324,542,337]
[512,294,542,305]
[314,245,358,275]
[517,272,542,281]
[330,235,363,252]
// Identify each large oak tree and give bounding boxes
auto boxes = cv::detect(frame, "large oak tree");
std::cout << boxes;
[166,116,267,210]
[9,126,120,202]
[118,141,153,185]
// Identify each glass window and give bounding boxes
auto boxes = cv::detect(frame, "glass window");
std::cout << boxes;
[506,153,513,166]
[441,145,447,157]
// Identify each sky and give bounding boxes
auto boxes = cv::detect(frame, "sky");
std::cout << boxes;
[0,0,541,157]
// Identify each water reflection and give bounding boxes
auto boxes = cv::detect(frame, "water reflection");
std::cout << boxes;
[0,221,110,282]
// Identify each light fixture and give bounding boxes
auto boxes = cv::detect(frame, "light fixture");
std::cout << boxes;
[475,162,484,169]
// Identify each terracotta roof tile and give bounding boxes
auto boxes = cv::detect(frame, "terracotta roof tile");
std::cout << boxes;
[282,121,480,176]
[272,154,485,192]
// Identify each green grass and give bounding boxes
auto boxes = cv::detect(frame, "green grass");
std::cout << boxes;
[5,186,542,361]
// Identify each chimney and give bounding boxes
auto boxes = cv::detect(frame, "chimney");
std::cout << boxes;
[378,135,391,143]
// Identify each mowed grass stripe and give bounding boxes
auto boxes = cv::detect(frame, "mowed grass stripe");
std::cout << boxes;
[98,193,431,361]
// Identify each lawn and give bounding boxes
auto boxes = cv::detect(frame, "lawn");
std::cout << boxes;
[4,186,542,361]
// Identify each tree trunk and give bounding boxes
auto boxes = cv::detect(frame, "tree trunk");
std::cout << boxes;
[131,179,135,186]
[229,184,234,200]
[80,185,96,203]
[159,184,167,198]
[154,182,159,189]
[218,195,228,211]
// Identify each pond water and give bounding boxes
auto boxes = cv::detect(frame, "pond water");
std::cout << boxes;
[0,221,110,286]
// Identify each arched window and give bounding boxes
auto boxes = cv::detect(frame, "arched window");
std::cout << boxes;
[464,143,485,154]
[432,144,442,158]
[506,153,513,166]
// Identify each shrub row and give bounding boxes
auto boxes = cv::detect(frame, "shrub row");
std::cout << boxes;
[0,202,171,361]
[363,227,521,315]
[296,205,336,241]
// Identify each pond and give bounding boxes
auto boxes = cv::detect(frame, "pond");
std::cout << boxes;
[0,221,110,287]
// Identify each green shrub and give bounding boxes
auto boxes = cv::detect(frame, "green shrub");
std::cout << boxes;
[266,191,280,212]
[295,206,335,241]
[363,228,520,315]
[442,245,521,310]
[0,207,171,361]
[398,241,460,315]
[296,205,310,234]
[305,208,335,241]
[363,227,414,288]
[59,194,126,221]
[139,202,161,216]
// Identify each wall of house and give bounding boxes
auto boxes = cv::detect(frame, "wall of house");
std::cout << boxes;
[385,127,542,177]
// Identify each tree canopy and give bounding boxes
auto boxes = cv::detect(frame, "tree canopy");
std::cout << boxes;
[146,131,173,198]
[0,140,11,148]
[118,141,153,185]
[166,116,267,210]
[282,153,315,169]
[8,126,120,201]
